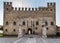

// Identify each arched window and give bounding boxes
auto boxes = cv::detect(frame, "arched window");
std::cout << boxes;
[6,21,8,25]
[13,21,16,25]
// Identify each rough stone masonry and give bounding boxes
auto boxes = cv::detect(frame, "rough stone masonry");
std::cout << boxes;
[3,2,56,36]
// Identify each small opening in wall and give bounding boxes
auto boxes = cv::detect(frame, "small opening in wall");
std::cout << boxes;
[23,21,25,25]
[51,22,54,25]
[6,21,8,25]
[42,25,44,27]
[50,9,52,11]
[13,29,16,32]
[45,21,48,26]
[5,29,7,32]
[6,8,8,10]
[36,21,39,25]
[56,32,60,36]
[46,27,48,30]
[13,21,16,25]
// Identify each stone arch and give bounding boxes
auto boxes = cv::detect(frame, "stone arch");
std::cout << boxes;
[27,28,32,34]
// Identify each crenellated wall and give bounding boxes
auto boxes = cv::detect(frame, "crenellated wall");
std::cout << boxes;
[3,2,56,36]
[4,2,55,11]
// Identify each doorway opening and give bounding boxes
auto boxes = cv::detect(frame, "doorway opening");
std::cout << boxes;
[27,28,32,34]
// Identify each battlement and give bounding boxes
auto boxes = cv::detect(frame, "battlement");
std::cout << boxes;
[47,2,55,6]
[4,2,12,5]
[4,2,55,11]
[13,7,39,11]
[12,7,48,11]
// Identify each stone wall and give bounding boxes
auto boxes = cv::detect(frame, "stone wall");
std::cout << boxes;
[3,2,56,35]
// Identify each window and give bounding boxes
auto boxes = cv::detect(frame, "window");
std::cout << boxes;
[13,29,16,32]
[46,27,48,30]
[6,21,8,25]
[23,21,25,25]
[51,22,54,25]
[36,21,39,25]
[42,25,44,27]
[5,29,7,32]
[45,21,48,26]
[6,8,8,10]
[13,21,16,25]
[50,9,52,11]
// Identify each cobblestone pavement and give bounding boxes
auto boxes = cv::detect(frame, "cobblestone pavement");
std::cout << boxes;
[0,36,60,43]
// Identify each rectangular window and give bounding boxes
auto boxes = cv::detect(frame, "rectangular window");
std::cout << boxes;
[45,21,48,26]
[51,22,54,25]
[36,21,39,25]
[13,21,16,25]
[6,21,8,25]
[23,21,25,25]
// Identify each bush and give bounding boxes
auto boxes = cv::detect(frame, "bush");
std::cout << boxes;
[0,33,3,36]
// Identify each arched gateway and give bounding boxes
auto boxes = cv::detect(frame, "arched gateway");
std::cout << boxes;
[27,28,32,34]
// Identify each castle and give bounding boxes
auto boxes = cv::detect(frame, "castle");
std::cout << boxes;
[3,2,56,36]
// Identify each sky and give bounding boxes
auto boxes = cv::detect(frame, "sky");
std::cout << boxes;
[0,0,60,26]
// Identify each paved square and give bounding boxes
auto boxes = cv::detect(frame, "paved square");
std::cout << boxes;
[0,37,60,43]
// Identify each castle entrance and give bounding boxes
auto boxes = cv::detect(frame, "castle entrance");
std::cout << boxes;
[27,28,32,34]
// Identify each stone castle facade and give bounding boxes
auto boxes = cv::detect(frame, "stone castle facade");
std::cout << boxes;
[3,2,56,36]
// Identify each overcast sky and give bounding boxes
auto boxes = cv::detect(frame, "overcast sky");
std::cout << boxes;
[0,0,60,26]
